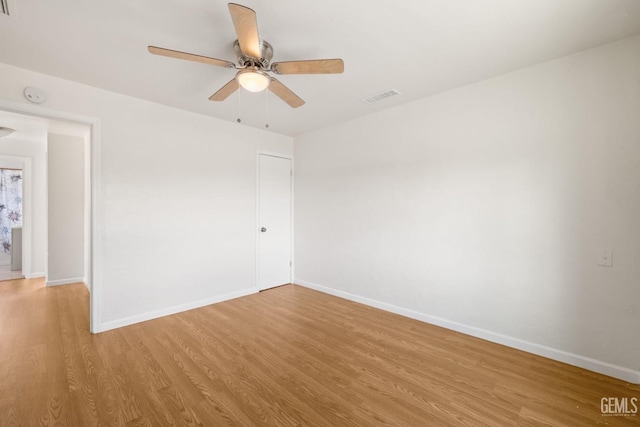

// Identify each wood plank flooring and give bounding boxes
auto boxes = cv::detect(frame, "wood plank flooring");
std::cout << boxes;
[0,278,638,426]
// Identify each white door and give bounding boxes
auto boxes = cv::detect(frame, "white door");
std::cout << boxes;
[258,154,292,290]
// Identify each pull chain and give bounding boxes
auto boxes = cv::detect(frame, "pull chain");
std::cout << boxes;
[236,87,242,123]
[264,88,270,129]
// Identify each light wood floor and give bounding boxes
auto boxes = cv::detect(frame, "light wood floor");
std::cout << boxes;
[0,279,638,426]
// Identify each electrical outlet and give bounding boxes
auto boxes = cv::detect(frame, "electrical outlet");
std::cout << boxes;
[597,249,613,267]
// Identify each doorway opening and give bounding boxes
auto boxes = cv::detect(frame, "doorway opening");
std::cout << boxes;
[0,102,99,332]
[0,166,24,281]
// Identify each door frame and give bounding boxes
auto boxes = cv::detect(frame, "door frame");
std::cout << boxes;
[0,155,32,278]
[256,151,294,291]
[0,98,102,333]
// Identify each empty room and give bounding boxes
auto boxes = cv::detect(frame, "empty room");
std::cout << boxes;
[0,0,639,425]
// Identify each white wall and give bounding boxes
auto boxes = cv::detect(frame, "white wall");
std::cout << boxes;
[0,62,293,329]
[0,137,46,275]
[294,36,640,381]
[47,133,85,285]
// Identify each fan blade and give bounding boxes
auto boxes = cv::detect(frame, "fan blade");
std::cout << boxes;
[271,59,344,75]
[268,78,305,108]
[228,3,261,59]
[148,46,236,68]
[209,78,240,101]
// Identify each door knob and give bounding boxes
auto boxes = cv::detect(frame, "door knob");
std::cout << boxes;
[261,227,267,232]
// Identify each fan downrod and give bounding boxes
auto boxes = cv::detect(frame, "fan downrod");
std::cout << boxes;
[233,39,273,69]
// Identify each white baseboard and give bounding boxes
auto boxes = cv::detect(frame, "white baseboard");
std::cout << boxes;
[47,277,85,287]
[26,272,45,279]
[295,279,640,384]
[100,287,258,333]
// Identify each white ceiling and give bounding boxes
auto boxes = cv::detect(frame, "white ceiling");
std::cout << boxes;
[1,0,640,136]
[0,110,89,144]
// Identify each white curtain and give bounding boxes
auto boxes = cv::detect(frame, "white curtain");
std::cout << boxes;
[0,169,23,253]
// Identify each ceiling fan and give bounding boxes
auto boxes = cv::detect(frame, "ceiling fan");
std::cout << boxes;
[148,3,344,108]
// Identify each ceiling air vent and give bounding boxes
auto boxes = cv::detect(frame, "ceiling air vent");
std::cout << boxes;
[1,0,10,16]
[361,89,402,105]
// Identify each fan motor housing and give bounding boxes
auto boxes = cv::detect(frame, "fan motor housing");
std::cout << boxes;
[234,39,273,69]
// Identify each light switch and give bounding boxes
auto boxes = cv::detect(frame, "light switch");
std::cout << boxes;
[597,249,613,267]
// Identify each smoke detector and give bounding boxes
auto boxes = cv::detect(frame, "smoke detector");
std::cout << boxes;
[24,87,47,104]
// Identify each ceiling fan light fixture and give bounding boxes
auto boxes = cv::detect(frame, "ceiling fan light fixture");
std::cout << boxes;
[0,127,15,138]
[236,68,270,92]
[149,3,343,107]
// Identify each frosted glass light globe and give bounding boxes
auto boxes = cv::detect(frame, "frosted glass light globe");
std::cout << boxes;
[236,69,270,92]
